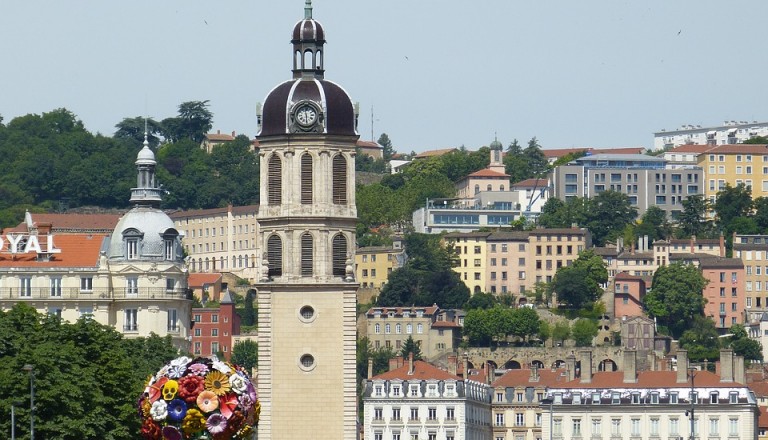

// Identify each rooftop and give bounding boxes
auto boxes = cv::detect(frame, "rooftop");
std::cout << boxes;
[372,360,460,381]
[0,234,107,268]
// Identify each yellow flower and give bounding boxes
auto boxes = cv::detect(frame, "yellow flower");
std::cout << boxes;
[204,371,231,396]
[182,408,206,435]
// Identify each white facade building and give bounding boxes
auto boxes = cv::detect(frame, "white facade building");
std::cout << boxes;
[654,121,768,150]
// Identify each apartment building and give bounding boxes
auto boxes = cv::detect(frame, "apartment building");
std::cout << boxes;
[445,232,490,294]
[697,144,768,203]
[487,232,531,296]
[364,305,461,361]
[613,272,647,319]
[191,290,240,360]
[551,154,704,218]
[529,228,590,285]
[701,258,745,330]
[169,204,259,279]
[542,349,757,440]
[363,358,493,440]
[491,367,567,440]
[654,120,768,150]
[734,234,768,322]
[356,245,406,291]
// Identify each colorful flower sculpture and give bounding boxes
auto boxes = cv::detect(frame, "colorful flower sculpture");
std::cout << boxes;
[139,356,259,439]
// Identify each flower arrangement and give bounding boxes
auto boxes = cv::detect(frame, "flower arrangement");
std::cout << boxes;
[138,356,259,440]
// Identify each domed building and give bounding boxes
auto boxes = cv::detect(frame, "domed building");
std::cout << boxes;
[0,135,192,350]
[255,2,359,439]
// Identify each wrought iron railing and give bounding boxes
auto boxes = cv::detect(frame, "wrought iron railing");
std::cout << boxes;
[0,287,192,300]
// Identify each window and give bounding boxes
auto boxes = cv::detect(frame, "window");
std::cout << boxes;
[729,418,738,436]
[611,419,621,436]
[495,413,504,426]
[650,392,659,404]
[446,407,454,420]
[428,407,437,420]
[166,278,175,292]
[126,277,138,295]
[332,233,347,277]
[709,418,719,436]
[300,233,313,276]
[194,328,201,337]
[373,407,383,420]
[417,323,423,334]
[79,306,93,318]
[167,309,178,331]
[553,419,562,436]
[164,239,174,260]
[50,277,62,297]
[670,392,678,404]
[410,407,418,420]
[496,392,504,402]
[591,392,600,404]
[212,314,218,323]
[572,418,581,437]
[211,329,218,337]
[80,276,94,292]
[406,324,412,334]
[332,154,347,204]
[649,418,659,436]
[516,413,524,426]
[630,418,640,436]
[267,234,283,277]
[591,418,601,436]
[124,309,138,331]
[301,153,313,204]
[268,153,282,205]
[211,342,219,354]
[385,324,391,334]
[631,392,640,404]
[127,238,139,259]
[611,392,620,404]
[669,418,679,435]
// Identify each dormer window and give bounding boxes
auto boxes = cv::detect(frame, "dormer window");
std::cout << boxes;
[670,392,678,404]
[611,392,620,404]
[164,239,174,260]
[650,392,659,404]
[123,228,143,260]
[391,385,401,397]
[710,392,719,404]
[729,392,738,404]
[409,384,419,397]
[631,393,641,404]
[554,393,563,404]
[374,385,383,397]
[572,393,582,404]
[591,392,600,404]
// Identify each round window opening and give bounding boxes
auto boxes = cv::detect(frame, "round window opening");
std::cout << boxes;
[300,354,315,369]
[300,305,315,320]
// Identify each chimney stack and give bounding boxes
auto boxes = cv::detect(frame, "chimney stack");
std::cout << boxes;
[408,352,414,375]
[623,349,637,383]
[448,354,458,376]
[734,355,745,384]
[690,235,696,254]
[566,354,576,382]
[389,356,404,371]
[720,232,725,257]
[720,349,734,383]
[676,350,689,383]
[580,350,593,384]
[368,358,373,379]
[530,364,540,382]
[462,353,469,380]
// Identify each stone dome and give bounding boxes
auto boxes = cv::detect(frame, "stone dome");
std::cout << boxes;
[260,78,356,137]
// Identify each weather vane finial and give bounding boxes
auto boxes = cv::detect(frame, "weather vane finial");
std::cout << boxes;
[143,117,149,148]
[304,0,313,19]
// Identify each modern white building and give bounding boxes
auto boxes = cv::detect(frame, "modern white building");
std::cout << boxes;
[363,358,493,440]
[0,136,192,350]
[654,120,768,150]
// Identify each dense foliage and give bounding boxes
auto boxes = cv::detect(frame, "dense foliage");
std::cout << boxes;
[462,306,543,346]
[0,304,179,440]
[643,262,708,338]
[0,103,259,229]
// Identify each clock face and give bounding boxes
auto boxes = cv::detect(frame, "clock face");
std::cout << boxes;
[296,105,317,127]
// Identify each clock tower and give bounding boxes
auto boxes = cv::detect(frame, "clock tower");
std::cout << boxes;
[256,2,359,439]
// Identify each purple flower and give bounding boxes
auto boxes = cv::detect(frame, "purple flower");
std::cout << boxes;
[188,363,209,376]
[246,381,257,403]
[162,426,182,440]
[167,398,188,422]
[206,413,228,434]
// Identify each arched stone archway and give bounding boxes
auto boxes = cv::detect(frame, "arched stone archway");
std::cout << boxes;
[504,360,522,369]
[530,360,544,369]
[487,360,498,371]
[598,359,618,371]
[552,359,566,369]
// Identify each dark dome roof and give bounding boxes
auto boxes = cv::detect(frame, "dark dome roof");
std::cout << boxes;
[260,78,356,137]
[292,18,325,43]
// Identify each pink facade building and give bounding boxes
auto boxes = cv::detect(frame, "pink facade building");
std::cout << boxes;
[701,258,746,330]
[191,290,241,360]
[613,272,648,319]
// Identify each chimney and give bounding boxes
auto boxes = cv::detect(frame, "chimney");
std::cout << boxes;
[720,349,734,383]
[645,235,649,252]
[462,353,469,380]
[734,355,745,384]
[530,364,540,382]
[566,354,576,382]
[676,350,689,383]
[580,350,593,384]
[408,352,414,375]
[448,354,458,376]
[389,356,404,371]
[217,129,221,134]
[647,351,657,371]
[232,131,236,137]
[690,235,695,254]
[623,349,637,383]
[720,232,725,257]
[367,358,373,379]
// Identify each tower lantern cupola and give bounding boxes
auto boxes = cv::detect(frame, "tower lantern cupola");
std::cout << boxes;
[292,0,325,79]
[130,132,163,207]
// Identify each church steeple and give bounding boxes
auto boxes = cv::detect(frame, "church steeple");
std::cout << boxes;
[130,131,163,207]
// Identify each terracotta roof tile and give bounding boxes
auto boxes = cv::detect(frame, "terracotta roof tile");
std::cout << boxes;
[431,321,460,328]
[205,133,235,141]
[356,140,381,149]
[414,148,457,158]
[492,368,568,388]
[667,144,713,154]
[26,213,120,232]
[511,178,548,188]
[704,144,768,154]
[760,407,768,429]
[188,273,223,286]
[467,169,509,178]
[0,234,107,268]
[372,360,461,381]
[366,305,439,317]
[557,370,741,389]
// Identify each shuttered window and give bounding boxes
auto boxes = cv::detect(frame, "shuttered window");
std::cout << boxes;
[268,154,282,205]
[300,233,313,276]
[267,235,282,277]
[332,233,347,277]
[301,153,313,204]
[332,154,347,204]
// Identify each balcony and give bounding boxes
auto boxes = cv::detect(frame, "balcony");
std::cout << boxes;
[0,287,192,301]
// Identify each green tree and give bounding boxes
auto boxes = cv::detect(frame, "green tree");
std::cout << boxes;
[400,335,423,360]
[509,307,541,342]
[753,197,768,233]
[161,100,214,143]
[679,316,720,362]
[726,324,763,362]
[571,318,598,347]
[552,320,571,345]
[743,136,768,144]
[643,262,708,338]
[114,116,164,148]
[635,206,669,242]
[462,308,492,345]
[584,190,637,246]
[377,133,395,161]
[230,340,259,371]
[714,183,753,234]
[537,320,552,344]
[551,267,597,309]
[677,195,712,238]
[241,290,256,326]
[537,197,588,229]
[464,292,497,310]
[572,250,609,290]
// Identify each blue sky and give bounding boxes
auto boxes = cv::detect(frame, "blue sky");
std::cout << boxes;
[1,1,766,153]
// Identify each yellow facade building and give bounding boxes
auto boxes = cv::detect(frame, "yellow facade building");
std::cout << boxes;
[697,143,768,203]
[445,232,490,294]
[355,245,406,291]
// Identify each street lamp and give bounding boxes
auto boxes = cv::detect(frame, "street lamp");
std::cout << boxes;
[686,367,697,440]
[11,400,23,440]
[21,364,34,440]
[541,397,554,440]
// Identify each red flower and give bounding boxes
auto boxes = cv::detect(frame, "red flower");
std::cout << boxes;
[140,419,162,440]
[178,375,205,404]
[219,393,239,419]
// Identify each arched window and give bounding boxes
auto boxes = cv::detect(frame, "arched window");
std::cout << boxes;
[268,154,282,205]
[123,228,143,260]
[316,50,323,69]
[500,185,505,191]
[267,235,283,277]
[301,153,313,204]
[474,184,480,195]
[332,155,347,204]
[332,233,347,277]
[303,50,313,70]
[301,233,313,276]
[487,184,492,192]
